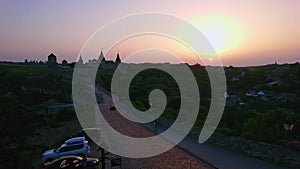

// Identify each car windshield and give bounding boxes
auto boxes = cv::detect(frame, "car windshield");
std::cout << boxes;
[54,145,63,153]
[65,137,86,144]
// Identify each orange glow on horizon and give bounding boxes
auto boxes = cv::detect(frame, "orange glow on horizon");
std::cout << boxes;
[188,16,244,57]
[105,34,203,65]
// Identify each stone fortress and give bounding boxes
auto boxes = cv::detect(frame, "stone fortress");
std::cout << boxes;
[47,50,121,75]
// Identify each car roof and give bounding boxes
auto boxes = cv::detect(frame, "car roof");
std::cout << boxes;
[64,137,86,144]
[60,141,87,148]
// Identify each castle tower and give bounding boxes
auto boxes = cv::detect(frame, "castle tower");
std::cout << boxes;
[78,55,84,65]
[115,52,121,63]
[98,50,105,62]
[47,53,57,68]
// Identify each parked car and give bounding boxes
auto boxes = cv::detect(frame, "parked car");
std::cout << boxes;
[41,139,90,163]
[70,128,101,143]
[43,155,99,169]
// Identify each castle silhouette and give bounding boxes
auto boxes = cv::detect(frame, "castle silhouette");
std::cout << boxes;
[47,50,121,74]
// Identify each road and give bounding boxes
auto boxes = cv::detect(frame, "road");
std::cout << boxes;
[91,90,212,169]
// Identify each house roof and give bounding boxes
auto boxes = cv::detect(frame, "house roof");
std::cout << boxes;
[257,91,265,95]
[48,53,56,58]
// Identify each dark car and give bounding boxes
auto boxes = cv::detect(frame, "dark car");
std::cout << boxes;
[43,155,99,169]
[109,104,116,110]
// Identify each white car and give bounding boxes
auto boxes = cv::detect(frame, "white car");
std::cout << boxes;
[41,137,90,163]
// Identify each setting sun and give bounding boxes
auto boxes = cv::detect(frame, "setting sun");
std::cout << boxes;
[189,16,244,55]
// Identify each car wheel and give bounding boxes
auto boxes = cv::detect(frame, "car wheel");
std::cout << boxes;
[77,153,86,158]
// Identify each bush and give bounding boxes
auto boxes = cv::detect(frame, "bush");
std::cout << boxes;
[240,108,295,144]
[55,109,76,122]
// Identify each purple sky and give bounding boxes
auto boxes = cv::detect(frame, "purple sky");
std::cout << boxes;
[0,0,299,66]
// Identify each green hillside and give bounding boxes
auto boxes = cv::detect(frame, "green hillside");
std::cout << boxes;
[0,63,74,168]
[99,63,300,145]
[0,62,299,168]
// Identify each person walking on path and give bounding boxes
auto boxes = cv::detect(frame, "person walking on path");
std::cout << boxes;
[153,120,157,132]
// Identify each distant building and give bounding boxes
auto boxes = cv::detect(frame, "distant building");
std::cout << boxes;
[257,91,265,96]
[95,50,122,74]
[224,92,230,98]
[246,91,257,97]
[266,81,279,87]
[62,60,68,66]
[88,59,98,64]
[98,50,105,62]
[231,77,240,81]
[59,59,71,69]
[77,55,84,65]
[76,50,122,74]
[275,93,297,103]
[48,53,57,67]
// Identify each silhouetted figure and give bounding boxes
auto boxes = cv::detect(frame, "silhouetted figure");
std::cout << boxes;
[153,120,157,132]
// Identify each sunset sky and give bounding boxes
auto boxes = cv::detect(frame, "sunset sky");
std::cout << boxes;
[0,0,299,66]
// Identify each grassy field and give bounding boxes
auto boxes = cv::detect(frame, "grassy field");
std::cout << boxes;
[0,63,47,92]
